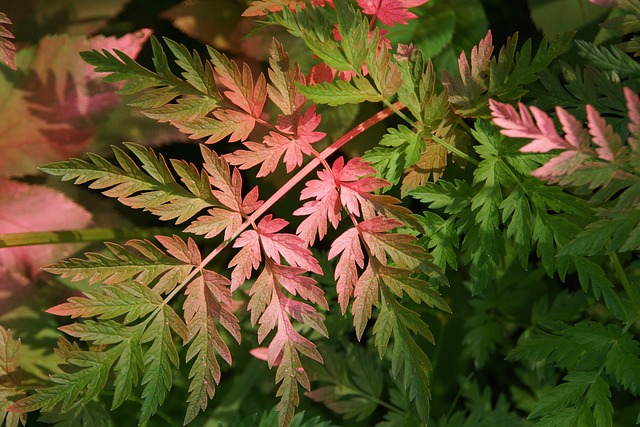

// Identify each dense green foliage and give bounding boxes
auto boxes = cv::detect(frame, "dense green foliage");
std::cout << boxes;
[0,1,639,426]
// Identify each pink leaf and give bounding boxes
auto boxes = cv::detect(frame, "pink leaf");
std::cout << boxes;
[489,99,569,152]
[357,0,429,26]
[586,104,620,162]
[257,216,323,275]
[0,30,151,177]
[294,166,342,246]
[0,179,92,278]
[229,229,262,291]
[209,50,267,122]
[0,179,92,313]
[625,87,640,153]
[225,107,325,176]
[328,227,364,313]
[156,235,201,265]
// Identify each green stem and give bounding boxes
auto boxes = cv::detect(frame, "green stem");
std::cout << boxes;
[0,227,182,248]
[609,252,639,307]
[430,133,479,166]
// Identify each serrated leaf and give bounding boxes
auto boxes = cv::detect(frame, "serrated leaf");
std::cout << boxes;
[298,77,381,106]
[0,12,16,70]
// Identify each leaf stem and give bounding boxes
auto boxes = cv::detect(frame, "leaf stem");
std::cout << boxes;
[609,252,639,308]
[0,227,182,248]
[164,102,401,304]
[430,133,479,166]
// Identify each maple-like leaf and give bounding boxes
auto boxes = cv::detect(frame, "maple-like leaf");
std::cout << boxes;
[332,157,389,217]
[229,215,322,290]
[0,12,16,70]
[225,107,326,177]
[356,0,429,26]
[0,30,151,177]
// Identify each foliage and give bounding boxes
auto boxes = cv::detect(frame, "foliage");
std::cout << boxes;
[0,0,639,426]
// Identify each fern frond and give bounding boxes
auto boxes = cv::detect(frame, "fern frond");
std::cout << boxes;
[40,143,216,224]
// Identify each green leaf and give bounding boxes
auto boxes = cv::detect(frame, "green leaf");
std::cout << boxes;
[604,328,640,394]
[0,326,26,427]
[139,307,182,424]
[528,0,608,36]
[40,143,215,224]
[529,371,596,418]
[576,40,640,78]
[45,239,192,294]
[377,286,433,422]
[297,77,381,106]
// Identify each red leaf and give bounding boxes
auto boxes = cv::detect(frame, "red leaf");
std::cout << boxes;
[328,227,364,313]
[357,0,429,26]
[256,215,322,275]
[333,157,389,217]
[294,165,342,246]
[0,30,151,177]
[225,107,325,177]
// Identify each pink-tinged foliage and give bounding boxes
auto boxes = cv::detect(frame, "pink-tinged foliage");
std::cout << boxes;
[294,157,391,246]
[357,0,429,26]
[490,91,638,184]
[0,29,151,177]
[203,49,267,144]
[335,157,390,217]
[0,179,92,313]
[626,87,640,153]
[589,0,615,6]
[328,228,364,313]
[0,12,16,70]
[489,99,570,152]
[443,30,493,113]
[225,107,325,176]
[229,215,322,290]
[186,146,263,240]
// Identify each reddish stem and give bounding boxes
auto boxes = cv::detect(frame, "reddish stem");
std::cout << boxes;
[165,101,404,302]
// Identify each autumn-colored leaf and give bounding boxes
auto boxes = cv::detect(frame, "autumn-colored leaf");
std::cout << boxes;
[328,227,364,313]
[225,107,326,176]
[0,29,151,177]
[356,0,429,26]
[0,12,16,70]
